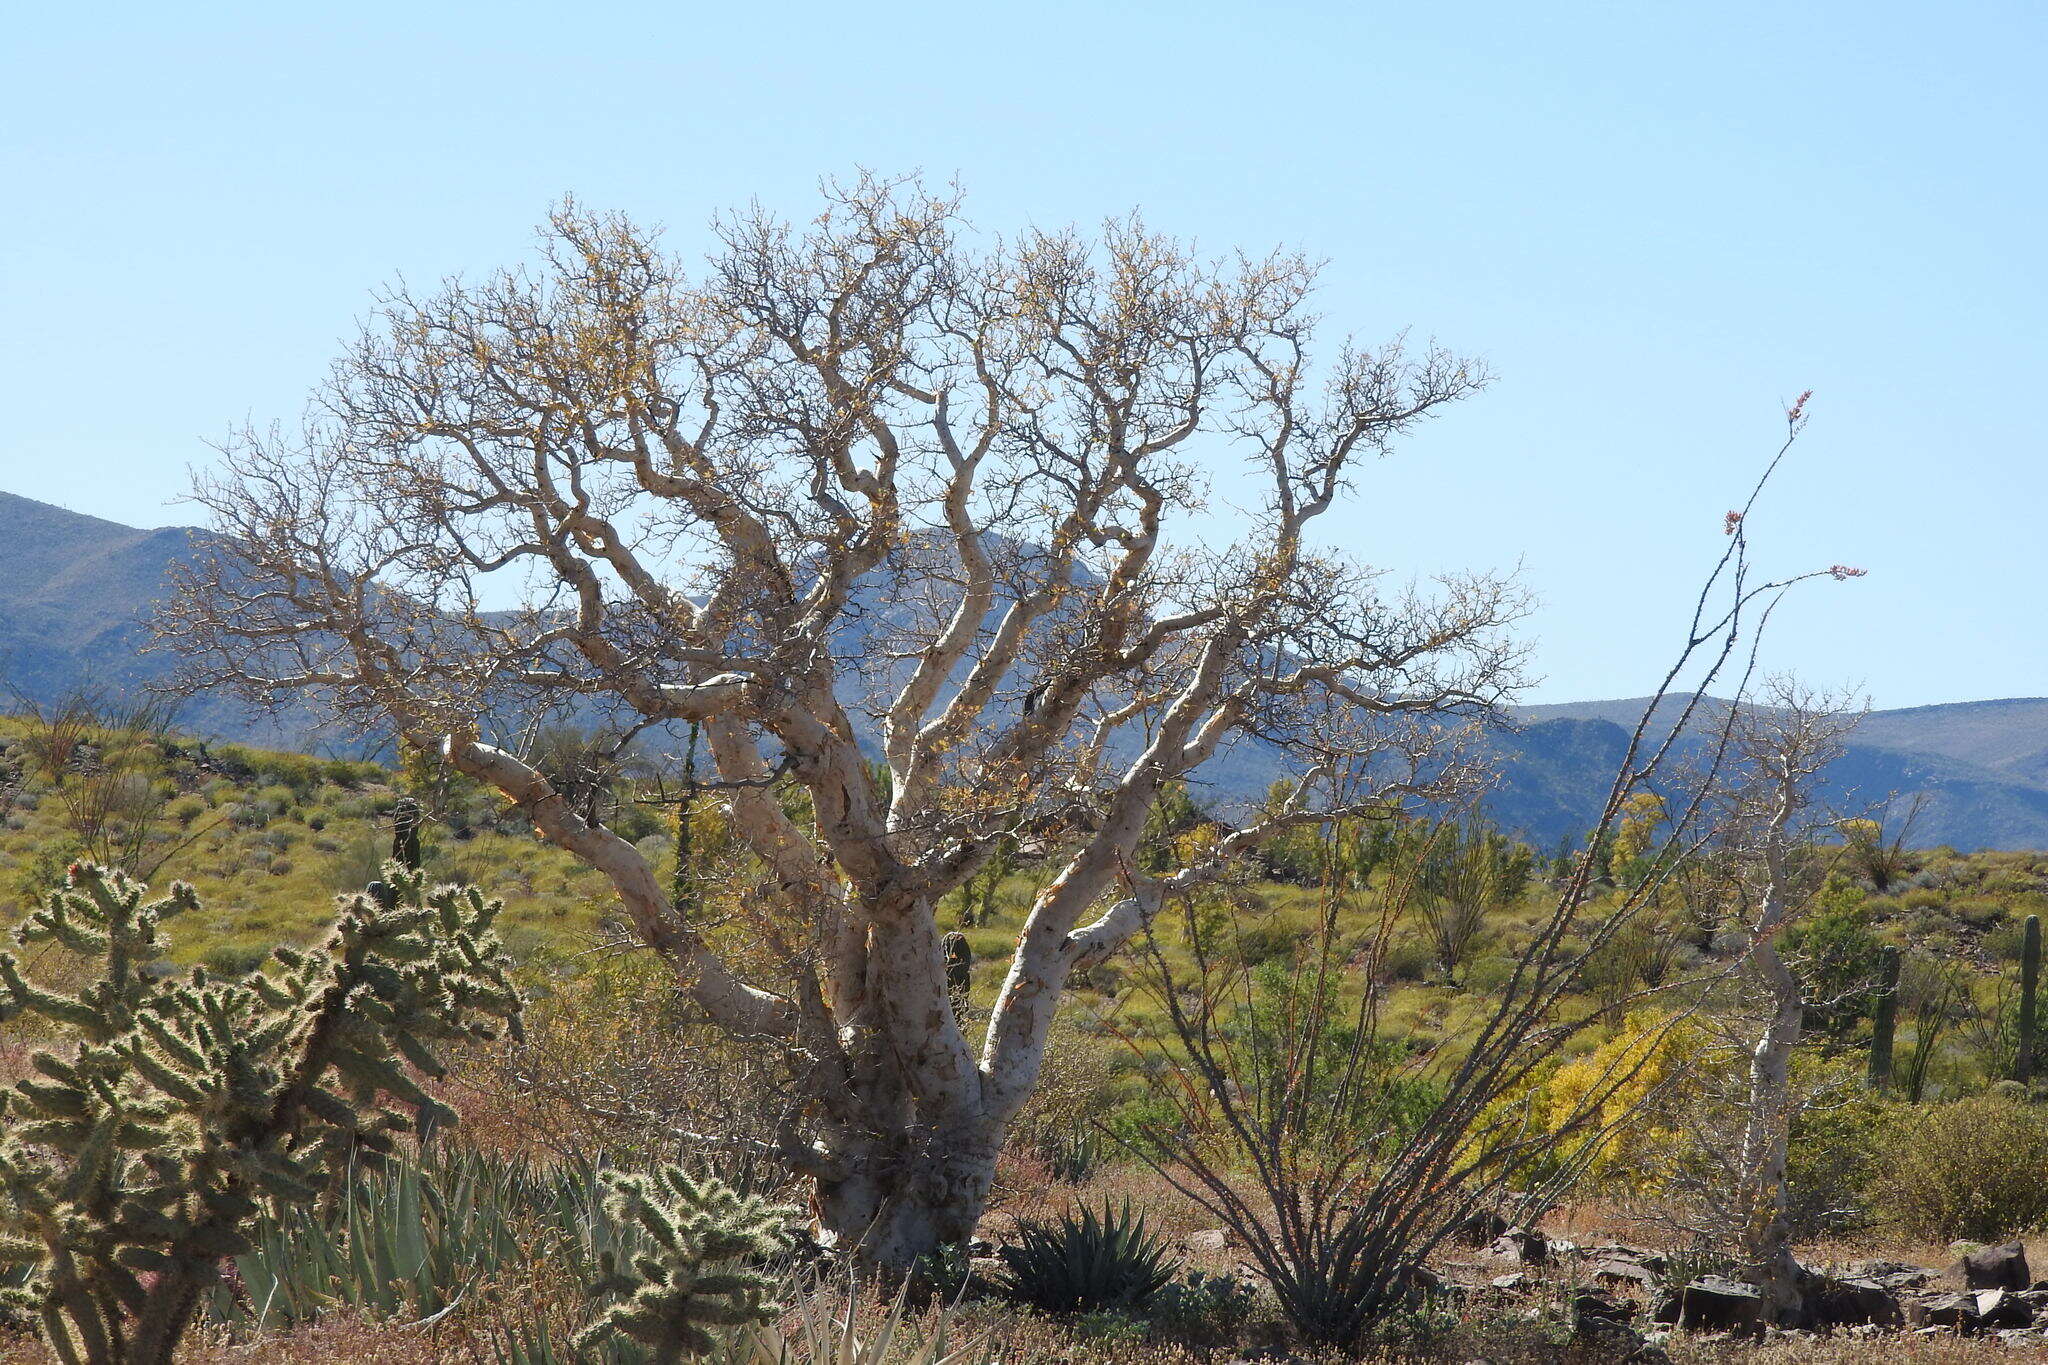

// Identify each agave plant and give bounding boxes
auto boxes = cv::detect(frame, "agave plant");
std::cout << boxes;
[996,1199,1180,1315]
[1033,1122,1105,1184]
[213,1145,540,1330]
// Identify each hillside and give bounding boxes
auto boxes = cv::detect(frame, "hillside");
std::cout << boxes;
[1515,697,2048,851]
[0,491,314,747]
[5,488,2046,850]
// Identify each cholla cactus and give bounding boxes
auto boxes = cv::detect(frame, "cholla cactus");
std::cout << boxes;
[0,862,522,1365]
[574,1166,791,1363]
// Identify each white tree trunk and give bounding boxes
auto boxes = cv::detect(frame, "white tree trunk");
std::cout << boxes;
[1739,941,1804,1323]
[812,1126,1002,1267]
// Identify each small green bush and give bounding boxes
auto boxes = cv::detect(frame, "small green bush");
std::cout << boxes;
[1381,936,1435,983]
[1785,1057,1895,1235]
[1875,1093,2048,1240]
[1954,897,2009,930]
[1148,1271,1259,1341]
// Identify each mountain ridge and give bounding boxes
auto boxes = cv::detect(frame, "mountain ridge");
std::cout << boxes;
[3,488,2044,850]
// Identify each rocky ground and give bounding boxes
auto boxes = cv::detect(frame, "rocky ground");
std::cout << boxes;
[1423,1218,2048,1360]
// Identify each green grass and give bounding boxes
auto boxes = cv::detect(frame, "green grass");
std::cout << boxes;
[5,714,2047,1113]
[0,717,620,971]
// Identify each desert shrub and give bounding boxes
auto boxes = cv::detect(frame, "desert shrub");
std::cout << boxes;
[996,1200,1180,1315]
[1783,882,1888,1038]
[1526,1010,1713,1194]
[1875,1093,2048,1241]
[198,941,270,978]
[329,791,386,821]
[1461,955,1518,993]
[1409,816,1528,984]
[1380,935,1435,982]
[1013,1012,1127,1144]
[326,829,388,890]
[1987,918,2039,962]
[1147,1271,1259,1342]
[1954,896,2009,931]
[1227,918,1300,968]
[1840,816,1917,892]
[470,951,792,1172]
[1784,1056,1896,1235]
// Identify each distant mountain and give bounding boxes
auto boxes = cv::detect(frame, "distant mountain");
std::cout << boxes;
[1511,697,2048,852]
[0,491,306,746]
[4,488,2045,850]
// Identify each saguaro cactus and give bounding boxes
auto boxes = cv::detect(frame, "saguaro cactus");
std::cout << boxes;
[0,862,522,1364]
[943,931,973,1007]
[390,794,424,870]
[2019,915,2041,1083]
[1869,944,1901,1090]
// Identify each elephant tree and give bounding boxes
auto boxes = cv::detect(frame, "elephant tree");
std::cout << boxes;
[1720,680,1861,1322]
[163,175,1525,1265]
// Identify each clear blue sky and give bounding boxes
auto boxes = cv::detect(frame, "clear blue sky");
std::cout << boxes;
[3,1,2041,708]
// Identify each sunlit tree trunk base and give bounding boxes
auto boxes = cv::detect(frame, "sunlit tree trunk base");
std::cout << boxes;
[812,1132,1000,1269]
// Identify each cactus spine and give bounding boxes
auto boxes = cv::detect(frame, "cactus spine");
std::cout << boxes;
[0,862,522,1364]
[2020,915,2041,1083]
[573,1165,789,1363]
[1869,943,1901,1090]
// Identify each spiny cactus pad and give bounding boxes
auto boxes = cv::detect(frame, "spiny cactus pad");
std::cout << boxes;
[0,861,522,1365]
[573,1165,793,1363]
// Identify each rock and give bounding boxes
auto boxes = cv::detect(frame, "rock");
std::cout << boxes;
[1952,1241,2030,1291]
[1400,1262,1469,1298]
[1491,1272,1531,1291]
[1574,1289,1637,1322]
[1594,1258,1660,1288]
[1801,1273,1902,1329]
[1678,1275,1762,1333]
[1649,1289,1682,1324]
[1846,1258,1934,1290]
[1574,1310,1668,1364]
[1908,1291,1982,1331]
[1587,1242,1671,1274]
[1976,1288,2034,1328]
[1487,1226,1548,1265]
[1184,1228,1232,1253]
[1456,1209,1513,1246]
